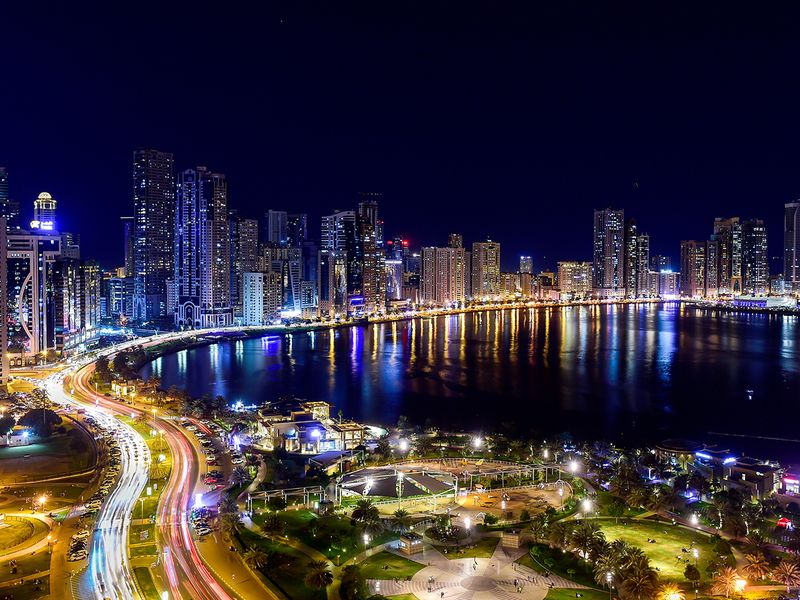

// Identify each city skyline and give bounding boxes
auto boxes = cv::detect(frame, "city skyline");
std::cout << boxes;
[6,4,800,267]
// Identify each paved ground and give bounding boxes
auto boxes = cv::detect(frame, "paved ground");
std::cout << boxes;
[368,543,587,600]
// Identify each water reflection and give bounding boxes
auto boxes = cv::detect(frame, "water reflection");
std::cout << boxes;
[140,304,800,443]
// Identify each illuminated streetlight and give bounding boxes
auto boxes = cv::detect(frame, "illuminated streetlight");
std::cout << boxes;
[362,533,369,548]
[464,517,471,530]
[472,437,483,450]
[399,440,408,452]
[734,578,746,595]
[690,513,699,526]
[569,461,579,474]
[543,448,549,460]
[582,498,592,514]
[692,548,699,565]
[606,571,613,600]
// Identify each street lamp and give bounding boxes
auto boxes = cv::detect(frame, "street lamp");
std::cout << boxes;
[558,487,564,509]
[734,578,746,597]
[582,498,592,515]
[472,436,482,450]
[399,440,408,452]
[152,408,157,426]
[569,460,579,474]
[362,533,369,548]
[692,548,699,566]
[690,513,699,526]
[606,571,613,600]
[39,495,47,511]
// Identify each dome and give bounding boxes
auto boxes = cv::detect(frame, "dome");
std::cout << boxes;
[37,192,53,200]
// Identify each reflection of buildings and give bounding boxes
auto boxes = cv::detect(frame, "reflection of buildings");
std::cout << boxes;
[256,401,367,454]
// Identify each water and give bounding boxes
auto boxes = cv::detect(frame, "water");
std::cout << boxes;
[140,303,800,459]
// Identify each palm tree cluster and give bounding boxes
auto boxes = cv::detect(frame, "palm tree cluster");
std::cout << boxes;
[351,498,384,536]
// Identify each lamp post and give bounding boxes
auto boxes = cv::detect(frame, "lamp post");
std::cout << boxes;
[693,548,698,566]
[558,487,564,509]
[152,408,157,427]
[140,497,145,521]
[606,571,613,600]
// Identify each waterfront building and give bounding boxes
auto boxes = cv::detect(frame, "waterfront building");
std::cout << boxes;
[593,208,625,297]
[742,219,769,295]
[704,239,720,298]
[657,270,679,297]
[712,217,743,295]
[121,216,134,276]
[174,167,232,328]
[260,245,303,312]
[265,210,288,246]
[286,213,308,247]
[471,239,501,299]
[680,240,706,297]
[784,202,800,293]
[385,258,404,301]
[358,199,386,313]
[31,192,57,231]
[228,213,259,317]
[317,248,347,318]
[635,233,650,297]
[557,261,592,298]
[242,271,282,325]
[499,272,519,297]
[420,245,469,305]
[651,254,672,272]
[520,255,533,275]
[132,148,175,321]
[623,218,638,298]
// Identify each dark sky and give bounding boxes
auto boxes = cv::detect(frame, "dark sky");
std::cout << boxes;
[3,3,800,270]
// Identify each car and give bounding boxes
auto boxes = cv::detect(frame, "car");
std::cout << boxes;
[72,530,90,540]
[186,425,198,431]
[68,552,88,561]
[195,527,212,536]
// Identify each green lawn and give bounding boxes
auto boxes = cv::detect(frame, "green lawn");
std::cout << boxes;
[546,589,609,600]
[595,518,725,580]
[0,519,36,550]
[130,544,158,557]
[358,551,424,579]
[130,523,155,544]
[0,551,51,584]
[388,595,419,600]
[0,577,50,599]
[518,544,598,588]
[432,535,499,559]
[0,423,94,481]
[134,567,160,600]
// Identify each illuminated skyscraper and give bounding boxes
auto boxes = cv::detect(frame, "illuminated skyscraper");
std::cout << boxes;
[785,202,800,293]
[287,213,308,247]
[635,234,650,297]
[519,256,533,275]
[471,239,501,298]
[0,168,19,230]
[132,148,175,321]
[265,210,288,246]
[680,240,706,297]
[31,192,57,231]
[593,208,625,297]
[421,245,469,305]
[448,233,463,249]
[557,261,592,297]
[121,216,134,276]
[742,218,769,295]
[712,217,742,295]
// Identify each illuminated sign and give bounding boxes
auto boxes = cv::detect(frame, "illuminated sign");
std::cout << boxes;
[695,452,712,460]
[723,457,736,465]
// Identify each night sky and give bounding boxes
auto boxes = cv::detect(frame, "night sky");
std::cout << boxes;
[3,3,800,270]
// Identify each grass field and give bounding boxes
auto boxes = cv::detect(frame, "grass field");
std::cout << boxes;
[432,536,499,559]
[388,595,418,600]
[546,589,609,600]
[358,551,424,579]
[134,567,160,600]
[130,544,158,557]
[0,519,35,550]
[0,577,50,599]
[0,423,94,482]
[595,518,724,580]
[0,551,50,584]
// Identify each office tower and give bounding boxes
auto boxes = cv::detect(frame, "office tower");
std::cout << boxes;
[121,216,134,276]
[650,254,672,272]
[0,218,6,386]
[623,218,638,298]
[704,239,719,297]
[228,213,259,317]
[448,233,463,249]
[385,259,404,301]
[657,271,679,297]
[742,219,769,295]
[680,241,706,297]
[29,192,57,231]
[357,199,385,313]
[286,213,308,247]
[0,168,19,230]
[174,167,232,328]
[471,239,501,298]
[260,245,303,312]
[132,148,175,321]
[712,217,743,295]
[321,210,361,308]
[557,262,593,297]
[519,256,533,275]
[317,248,347,318]
[635,234,650,297]
[6,230,61,359]
[785,202,800,293]
[421,245,469,305]
[593,208,625,296]
[265,210,288,246]
[242,271,283,325]
[358,193,380,227]
[60,232,80,259]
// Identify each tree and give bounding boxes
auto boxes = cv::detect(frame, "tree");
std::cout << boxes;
[230,466,251,487]
[340,564,367,600]
[529,515,548,543]
[773,560,800,595]
[572,521,604,560]
[658,583,685,600]
[608,498,626,523]
[620,569,659,600]
[243,547,267,570]
[218,494,239,516]
[548,521,572,549]
[742,553,771,581]
[392,509,412,533]
[304,559,333,590]
[351,499,379,526]
[220,512,241,538]
[18,408,62,438]
[0,415,15,435]
[683,564,701,587]
[711,567,741,598]
[67,428,89,453]
[94,356,112,383]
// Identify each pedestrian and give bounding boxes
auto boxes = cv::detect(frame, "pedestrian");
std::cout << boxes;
[441,593,445,599]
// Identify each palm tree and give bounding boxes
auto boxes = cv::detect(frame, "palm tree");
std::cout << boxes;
[392,509,412,533]
[261,513,281,534]
[711,495,729,529]
[620,569,659,600]
[548,521,572,549]
[220,512,241,538]
[711,566,741,598]
[243,548,267,570]
[351,499,379,525]
[742,553,771,581]
[594,552,621,586]
[230,466,251,487]
[218,494,239,515]
[773,560,800,595]
[744,532,769,557]
[529,517,548,544]
[572,521,604,560]
[304,559,333,590]
[658,583,685,600]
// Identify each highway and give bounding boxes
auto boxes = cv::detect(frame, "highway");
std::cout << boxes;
[44,369,150,600]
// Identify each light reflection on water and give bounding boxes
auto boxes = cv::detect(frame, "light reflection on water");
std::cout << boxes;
[140,304,800,444]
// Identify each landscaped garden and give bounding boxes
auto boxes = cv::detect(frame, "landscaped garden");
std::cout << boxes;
[357,551,424,579]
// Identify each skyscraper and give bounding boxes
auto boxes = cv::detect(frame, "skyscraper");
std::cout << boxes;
[712,217,742,295]
[421,245,469,305]
[448,233,463,249]
[121,216,134,276]
[635,233,650,297]
[0,218,7,386]
[471,239,501,298]
[680,240,706,297]
[132,148,175,321]
[742,219,769,295]
[265,210,288,246]
[785,202,800,293]
[286,213,308,247]
[174,167,232,328]
[623,218,638,298]
[0,168,19,230]
[229,214,259,317]
[593,208,625,296]
[519,256,533,275]
[557,261,592,297]
[31,192,57,231]
[358,198,385,313]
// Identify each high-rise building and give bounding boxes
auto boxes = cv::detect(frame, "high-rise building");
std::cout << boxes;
[712,217,743,295]
[704,239,719,297]
[174,167,232,328]
[265,210,288,246]
[260,245,303,312]
[448,233,463,249]
[557,261,592,297]
[132,148,175,321]
[121,216,134,276]
[0,168,20,230]
[519,256,533,275]
[680,241,706,297]
[471,240,501,298]
[650,254,672,272]
[742,218,769,295]
[784,202,800,293]
[228,213,259,317]
[420,245,470,305]
[242,271,282,325]
[593,208,625,296]
[623,218,638,298]
[635,234,650,297]
[317,248,347,318]
[60,232,80,259]
[31,192,57,231]
[0,218,7,386]
[357,200,385,313]
[287,213,308,247]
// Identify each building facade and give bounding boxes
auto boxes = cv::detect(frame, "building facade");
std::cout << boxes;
[471,240,501,299]
[786,202,800,294]
[593,208,625,297]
